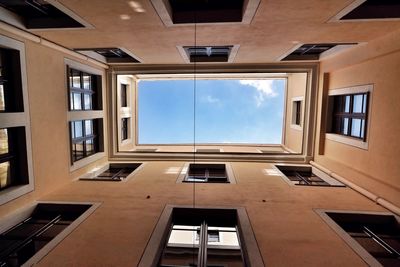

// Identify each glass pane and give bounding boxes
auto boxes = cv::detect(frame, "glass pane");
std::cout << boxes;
[85,120,93,136]
[73,142,84,161]
[83,74,91,90]
[360,119,365,139]
[73,93,82,110]
[344,95,350,113]
[71,70,81,88]
[0,161,11,189]
[342,118,349,135]
[70,122,75,139]
[351,119,362,138]
[168,225,200,246]
[121,84,127,107]
[86,139,94,156]
[69,93,74,110]
[353,94,364,113]
[74,121,83,138]
[207,227,243,267]
[83,94,92,110]
[0,128,8,155]
[362,94,367,113]
[0,85,5,111]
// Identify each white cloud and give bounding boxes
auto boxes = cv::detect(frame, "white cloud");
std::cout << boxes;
[239,80,277,107]
[202,95,220,104]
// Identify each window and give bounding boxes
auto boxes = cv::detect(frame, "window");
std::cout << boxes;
[0,35,33,205]
[292,99,302,127]
[338,0,400,21]
[150,0,260,26]
[0,127,29,191]
[74,48,140,64]
[121,84,128,107]
[70,119,102,163]
[329,93,368,140]
[325,85,372,149]
[275,165,344,187]
[68,67,101,111]
[177,162,236,184]
[282,43,357,61]
[138,206,264,267]
[121,118,129,141]
[80,163,142,182]
[0,0,89,29]
[0,202,98,266]
[318,211,400,267]
[66,59,105,169]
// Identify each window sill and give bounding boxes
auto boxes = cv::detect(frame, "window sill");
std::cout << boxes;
[325,133,368,150]
[290,124,302,131]
[70,152,106,172]
[0,183,34,206]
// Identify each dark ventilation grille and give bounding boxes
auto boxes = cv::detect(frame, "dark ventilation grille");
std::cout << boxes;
[76,48,140,63]
[184,46,232,62]
[341,0,400,20]
[168,0,244,24]
[0,0,84,29]
[282,43,357,61]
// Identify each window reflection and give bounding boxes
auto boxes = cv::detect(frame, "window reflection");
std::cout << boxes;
[0,85,5,111]
[0,161,11,190]
[0,128,8,155]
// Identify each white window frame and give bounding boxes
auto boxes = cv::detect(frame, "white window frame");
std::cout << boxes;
[325,84,373,150]
[65,59,106,172]
[117,75,134,148]
[290,96,303,131]
[0,35,34,205]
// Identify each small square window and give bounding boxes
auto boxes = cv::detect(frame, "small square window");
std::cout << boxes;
[178,163,236,184]
[318,211,400,267]
[292,99,302,126]
[275,165,344,187]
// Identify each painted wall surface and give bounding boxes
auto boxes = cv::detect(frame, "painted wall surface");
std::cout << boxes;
[315,29,400,207]
[0,30,108,217]
[284,73,307,153]
[36,160,384,266]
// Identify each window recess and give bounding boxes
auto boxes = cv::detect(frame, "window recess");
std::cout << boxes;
[318,210,400,267]
[79,163,142,182]
[138,206,264,267]
[185,164,228,183]
[275,165,344,187]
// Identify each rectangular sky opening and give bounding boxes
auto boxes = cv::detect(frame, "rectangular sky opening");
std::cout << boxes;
[137,78,286,144]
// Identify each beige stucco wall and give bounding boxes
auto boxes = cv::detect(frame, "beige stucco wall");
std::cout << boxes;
[315,29,400,207]
[284,73,307,153]
[0,30,108,217]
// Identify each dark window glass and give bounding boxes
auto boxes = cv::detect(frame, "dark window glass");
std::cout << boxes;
[186,164,228,183]
[330,93,369,140]
[121,118,129,141]
[0,127,29,191]
[67,68,101,111]
[293,100,301,125]
[0,48,24,112]
[70,119,102,162]
[0,203,92,267]
[80,164,142,182]
[326,212,400,267]
[121,84,128,107]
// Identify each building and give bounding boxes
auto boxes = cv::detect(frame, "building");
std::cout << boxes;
[0,0,399,266]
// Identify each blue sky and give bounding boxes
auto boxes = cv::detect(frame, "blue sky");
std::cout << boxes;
[137,79,286,144]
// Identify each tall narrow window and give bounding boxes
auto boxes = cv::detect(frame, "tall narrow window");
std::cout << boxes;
[120,83,128,107]
[70,119,102,162]
[292,100,302,126]
[330,93,368,140]
[121,118,129,141]
[68,68,101,111]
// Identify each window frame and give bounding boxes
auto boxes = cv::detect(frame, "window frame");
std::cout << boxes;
[138,205,265,267]
[316,209,400,267]
[177,162,237,184]
[66,59,105,171]
[290,96,303,130]
[0,35,34,205]
[325,84,373,150]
